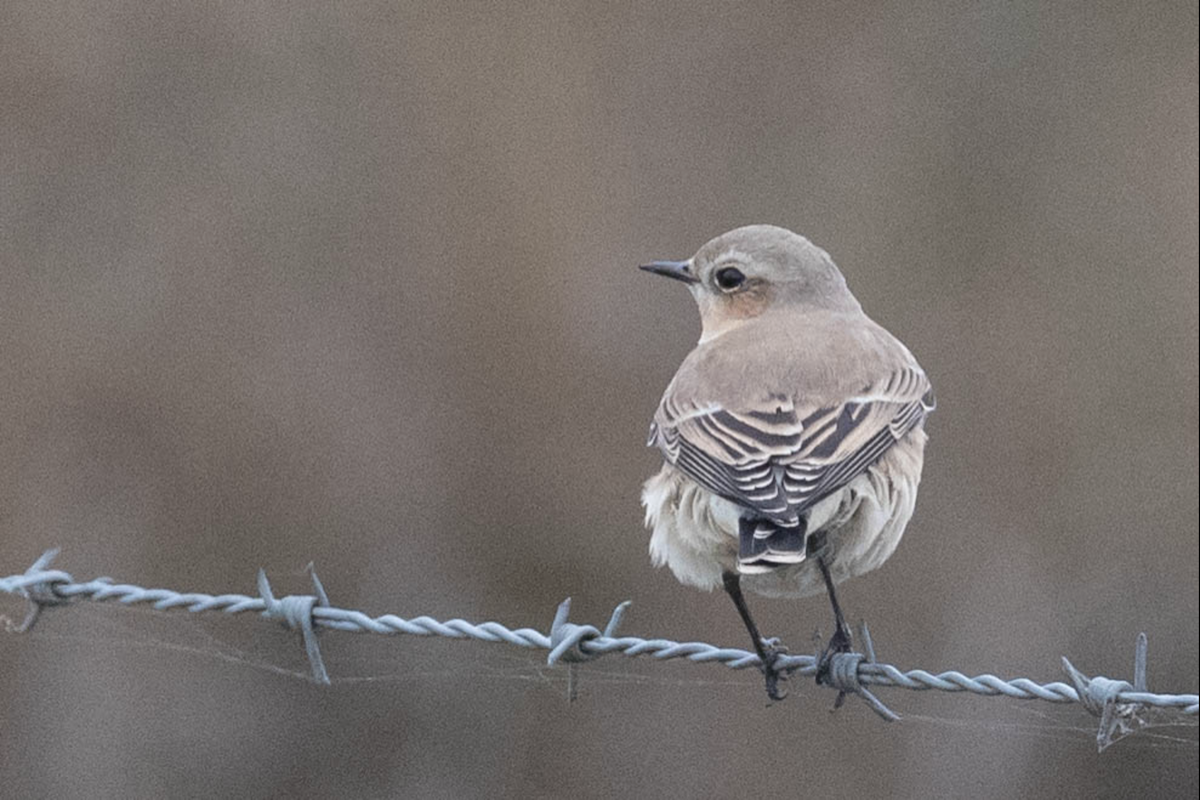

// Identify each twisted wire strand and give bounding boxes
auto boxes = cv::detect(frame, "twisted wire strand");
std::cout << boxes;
[3,553,1197,729]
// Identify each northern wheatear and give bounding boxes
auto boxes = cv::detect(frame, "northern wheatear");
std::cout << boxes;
[640,225,934,700]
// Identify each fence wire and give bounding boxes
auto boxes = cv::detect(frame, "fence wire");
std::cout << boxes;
[2,549,1196,751]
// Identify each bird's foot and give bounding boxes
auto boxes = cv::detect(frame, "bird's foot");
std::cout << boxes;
[815,622,854,687]
[759,637,789,702]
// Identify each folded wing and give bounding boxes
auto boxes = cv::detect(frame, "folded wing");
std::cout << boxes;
[649,365,934,529]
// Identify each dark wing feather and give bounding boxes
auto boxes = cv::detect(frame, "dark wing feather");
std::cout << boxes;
[649,367,934,527]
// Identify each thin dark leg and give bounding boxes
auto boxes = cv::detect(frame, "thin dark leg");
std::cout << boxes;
[722,571,787,701]
[815,554,853,655]
[814,551,855,707]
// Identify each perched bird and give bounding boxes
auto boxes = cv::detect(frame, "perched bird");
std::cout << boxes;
[640,225,934,700]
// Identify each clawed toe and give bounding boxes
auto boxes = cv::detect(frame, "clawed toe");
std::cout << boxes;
[815,624,854,685]
[760,638,789,701]
[826,625,852,657]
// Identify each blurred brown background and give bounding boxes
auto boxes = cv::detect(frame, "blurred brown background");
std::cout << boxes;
[1,2,1196,797]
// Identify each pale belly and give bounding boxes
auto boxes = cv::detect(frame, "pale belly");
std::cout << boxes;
[641,428,927,599]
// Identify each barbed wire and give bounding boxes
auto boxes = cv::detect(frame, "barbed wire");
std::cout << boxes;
[2,549,1196,751]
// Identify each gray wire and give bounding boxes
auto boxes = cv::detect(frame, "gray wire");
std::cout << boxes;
[2,550,1195,750]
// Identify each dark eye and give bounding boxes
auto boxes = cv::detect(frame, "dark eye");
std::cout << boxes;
[715,267,745,290]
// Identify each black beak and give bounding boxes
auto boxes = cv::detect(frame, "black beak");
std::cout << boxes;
[639,259,698,284]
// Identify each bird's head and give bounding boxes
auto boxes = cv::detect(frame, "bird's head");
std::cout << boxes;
[640,225,862,343]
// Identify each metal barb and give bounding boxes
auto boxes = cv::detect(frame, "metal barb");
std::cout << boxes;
[3,549,72,634]
[547,598,631,702]
[306,563,331,608]
[815,621,900,722]
[1133,632,1147,692]
[546,598,603,667]
[825,623,902,724]
[1061,632,1154,752]
[257,568,332,685]
[860,620,879,664]
[604,601,632,638]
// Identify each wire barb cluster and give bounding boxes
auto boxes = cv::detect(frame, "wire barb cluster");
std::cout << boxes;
[2,550,1195,750]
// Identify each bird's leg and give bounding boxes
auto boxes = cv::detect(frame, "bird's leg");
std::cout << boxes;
[816,553,853,655]
[810,532,854,683]
[722,570,788,701]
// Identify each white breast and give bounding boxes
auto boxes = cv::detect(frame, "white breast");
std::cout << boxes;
[642,427,927,599]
